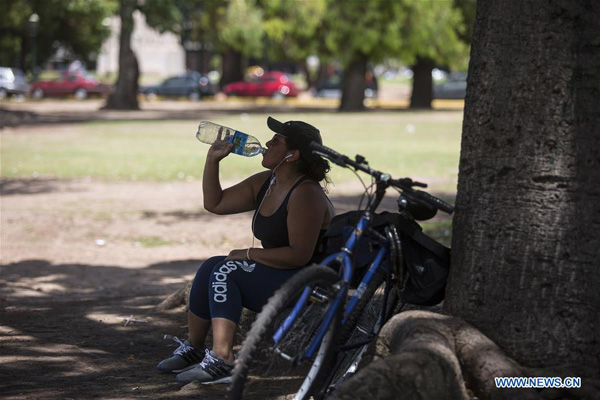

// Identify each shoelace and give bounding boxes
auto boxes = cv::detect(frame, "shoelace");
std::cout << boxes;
[172,336,194,356]
[199,349,219,368]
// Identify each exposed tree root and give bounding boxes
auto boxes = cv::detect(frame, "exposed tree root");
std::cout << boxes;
[330,311,599,400]
[155,281,192,312]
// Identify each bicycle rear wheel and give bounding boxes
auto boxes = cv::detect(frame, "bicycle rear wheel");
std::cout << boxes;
[315,271,398,399]
[227,264,342,400]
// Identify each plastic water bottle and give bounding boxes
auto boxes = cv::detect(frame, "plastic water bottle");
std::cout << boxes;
[196,121,265,157]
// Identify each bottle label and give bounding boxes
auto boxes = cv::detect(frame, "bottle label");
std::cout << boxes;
[227,131,248,155]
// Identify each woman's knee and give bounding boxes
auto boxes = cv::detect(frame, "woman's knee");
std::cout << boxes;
[189,256,227,318]
[193,256,227,284]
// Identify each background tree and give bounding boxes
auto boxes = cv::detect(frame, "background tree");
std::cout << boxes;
[322,0,405,111]
[0,0,113,72]
[260,0,326,88]
[330,1,599,399]
[453,0,477,44]
[217,0,264,88]
[104,0,182,110]
[400,0,468,109]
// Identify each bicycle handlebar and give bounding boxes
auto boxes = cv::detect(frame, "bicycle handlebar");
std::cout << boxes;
[412,190,455,214]
[310,141,454,214]
[311,141,381,179]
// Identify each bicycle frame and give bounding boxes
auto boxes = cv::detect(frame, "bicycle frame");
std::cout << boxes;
[272,210,391,362]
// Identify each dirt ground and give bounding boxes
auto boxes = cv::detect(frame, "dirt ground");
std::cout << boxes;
[0,98,452,399]
[1,177,393,400]
[0,125,410,400]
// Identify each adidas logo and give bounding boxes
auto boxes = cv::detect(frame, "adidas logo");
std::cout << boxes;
[237,261,256,273]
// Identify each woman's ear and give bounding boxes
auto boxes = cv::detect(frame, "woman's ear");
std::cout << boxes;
[286,150,300,162]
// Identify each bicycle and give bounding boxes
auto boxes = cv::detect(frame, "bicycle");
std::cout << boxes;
[227,142,454,400]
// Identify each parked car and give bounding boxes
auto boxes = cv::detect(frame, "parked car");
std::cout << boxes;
[223,71,298,98]
[313,73,378,99]
[0,67,30,99]
[30,72,109,99]
[140,72,217,101]
[433,73,467,99]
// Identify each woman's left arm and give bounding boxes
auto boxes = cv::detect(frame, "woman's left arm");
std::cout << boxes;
[226,183,328,269]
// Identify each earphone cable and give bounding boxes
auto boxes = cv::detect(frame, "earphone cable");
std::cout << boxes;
[250,155,290,254]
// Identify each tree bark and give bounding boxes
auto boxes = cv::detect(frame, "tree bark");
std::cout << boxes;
[446,0,600,374]
[104,0,139,110]
[219,47,244,90]
[333,311,600,400]
[339,54,367,112]
[409,57,434,109]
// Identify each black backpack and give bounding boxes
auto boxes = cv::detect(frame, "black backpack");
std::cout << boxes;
[319,211,450,306]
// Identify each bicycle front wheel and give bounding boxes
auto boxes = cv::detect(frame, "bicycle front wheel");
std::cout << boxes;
[227,264,342,400]
[315,271,399,399]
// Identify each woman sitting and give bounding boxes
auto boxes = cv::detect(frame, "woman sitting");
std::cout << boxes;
[157,116,334,385]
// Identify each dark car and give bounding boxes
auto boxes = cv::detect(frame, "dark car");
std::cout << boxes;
[0,67,30,99]
[433,73,467,99]
[30,72,109,99]
[141,72,217,101]
[223,71,299,98]
[313,73,378,99]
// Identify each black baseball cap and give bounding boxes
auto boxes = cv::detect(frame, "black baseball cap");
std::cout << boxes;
[267,116,322,160]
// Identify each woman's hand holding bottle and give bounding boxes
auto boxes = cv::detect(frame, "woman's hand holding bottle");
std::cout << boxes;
[207,127,234,162]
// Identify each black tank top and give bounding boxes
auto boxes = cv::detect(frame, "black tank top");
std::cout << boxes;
[253,176,327,258]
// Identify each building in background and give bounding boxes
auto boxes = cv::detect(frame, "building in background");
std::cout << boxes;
[96,11,185,79]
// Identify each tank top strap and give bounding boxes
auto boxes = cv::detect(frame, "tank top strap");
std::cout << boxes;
[281,176,310,209]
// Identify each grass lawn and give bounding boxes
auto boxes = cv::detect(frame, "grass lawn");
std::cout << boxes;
[1,111,462,192]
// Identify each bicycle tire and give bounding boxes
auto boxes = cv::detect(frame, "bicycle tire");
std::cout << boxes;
[314,270,398,398]
[227,264,342,400]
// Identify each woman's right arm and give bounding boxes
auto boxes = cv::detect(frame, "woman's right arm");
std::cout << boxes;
[202,140,269,215]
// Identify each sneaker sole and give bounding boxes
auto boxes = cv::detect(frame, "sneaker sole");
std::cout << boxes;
[157,364,196,373]
[201,376,232,385]
[172,365,197,373]
[176,375,232,385]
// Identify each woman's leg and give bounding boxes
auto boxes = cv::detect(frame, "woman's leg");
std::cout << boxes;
[207,259,300,361]
[211,318,237,363]
[188,312,211,349]
[207,259,245,362]
[188,256,226,348]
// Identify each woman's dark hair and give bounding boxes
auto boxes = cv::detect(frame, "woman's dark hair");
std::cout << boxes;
[285,139,332,189]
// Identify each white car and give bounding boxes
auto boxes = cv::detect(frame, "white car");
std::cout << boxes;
[0,67,30,100]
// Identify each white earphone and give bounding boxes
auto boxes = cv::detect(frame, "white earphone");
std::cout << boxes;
[284,153,293,159]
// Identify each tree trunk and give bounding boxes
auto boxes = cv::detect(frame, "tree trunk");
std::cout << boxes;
[104,0,139,110]
[315,62,329,87]
[339,54,367,112]
[409,57,434,109]
[446,0,600,375]
[219,47,244,90]
[301,61,315,90]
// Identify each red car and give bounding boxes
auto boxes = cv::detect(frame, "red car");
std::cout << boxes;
[30,72,110,99]
[223,71,298,98]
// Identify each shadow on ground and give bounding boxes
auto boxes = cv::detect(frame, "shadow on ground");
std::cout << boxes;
[1,105,339,128]
[0,102,448,129]
[0,258,230,399]
[0,178,87,196]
